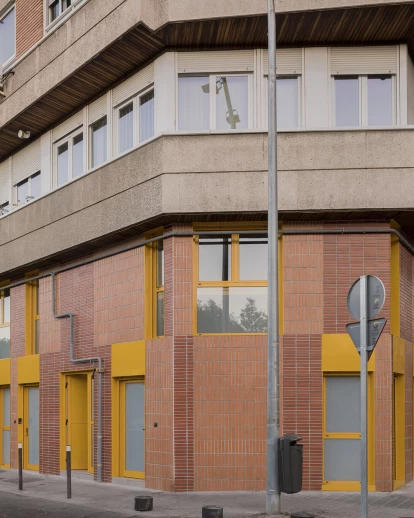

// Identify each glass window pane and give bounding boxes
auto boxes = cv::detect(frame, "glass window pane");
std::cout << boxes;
[3,388,10,426]
[17,180,28,204]
[178,76,210,131]
[72,133,84,178]
[57,142,69,186]
[0,326,10,359]
[2,430,10,465]
[125,383,145,472]
[335,77,359,127]
[216,76,248,130]
[140,90,154,142]
[91,117,107,168]
[28,387,39,466]
[368,75,393,126]
[240,236,268,280]
[49,1,60,22]
[326,376,360,433]
[3,290,10,323]
[119,103,134,153]
[197,287,267,334]
[0,8,16,66]
[324,439,361,481]
[156,292,164,337]
[156,241,164,288]
[199,237,232,281]
[277,77,298,129]
[31,172,41,199]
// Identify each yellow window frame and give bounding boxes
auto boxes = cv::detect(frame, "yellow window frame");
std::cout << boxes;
[25,279,39,356]
[23,383,39,471]
[322,373,375,491]
[0,386,10,469]
[0,288,10,360]
[144,228,164,339]
[193,223,268,336]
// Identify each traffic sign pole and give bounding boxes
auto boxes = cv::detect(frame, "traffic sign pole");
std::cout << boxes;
[360,276,368,518]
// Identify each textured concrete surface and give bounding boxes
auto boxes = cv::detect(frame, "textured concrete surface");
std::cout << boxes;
[2,469,414,517]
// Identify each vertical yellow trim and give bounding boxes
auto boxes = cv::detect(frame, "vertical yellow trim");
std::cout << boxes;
[111,378,120,478]
[391,236,401,337]
[144,228,164,339]
[60,374,66,471]
[393,373,405,488]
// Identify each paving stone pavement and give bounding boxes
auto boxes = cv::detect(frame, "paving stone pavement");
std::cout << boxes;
[1,470,414,517]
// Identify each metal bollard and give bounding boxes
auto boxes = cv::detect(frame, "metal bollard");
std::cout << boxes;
[66,445,72,499]
[202,506,223,518]
[18,443,23,491]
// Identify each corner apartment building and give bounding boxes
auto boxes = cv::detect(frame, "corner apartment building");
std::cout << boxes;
[0,0,414,493]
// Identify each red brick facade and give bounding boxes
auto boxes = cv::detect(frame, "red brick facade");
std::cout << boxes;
[15,0,43,59]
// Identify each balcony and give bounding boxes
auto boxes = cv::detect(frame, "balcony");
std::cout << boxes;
[0,128,413,279]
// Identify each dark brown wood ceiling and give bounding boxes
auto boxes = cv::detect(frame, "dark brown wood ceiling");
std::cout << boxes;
[2,3,414,161]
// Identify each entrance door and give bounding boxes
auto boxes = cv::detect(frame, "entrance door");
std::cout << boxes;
[65,374,91,471]
[23,385,39,470]
[120,380,145,478]
[0,387,10,468]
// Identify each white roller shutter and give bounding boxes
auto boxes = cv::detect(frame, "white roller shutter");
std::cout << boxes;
[330,46,398,75]
[112,63,154,107]
[263,48,302,75]
[88,95,107,125]
[177,50,255,73]
[0,160,9,205]
[52,110,83,142]
[12,140,41,185]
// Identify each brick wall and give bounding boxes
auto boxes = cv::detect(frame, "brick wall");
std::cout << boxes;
[400,246,413,342]
[16,0,43,59]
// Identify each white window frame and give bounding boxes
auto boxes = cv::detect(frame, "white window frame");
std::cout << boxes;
[177,73,254,131]
[14,172,41,205]
[331,74,397,127]
[0,4,16,69]
[53,128,84,187]
[263,75,302,129]
[89,116,108,170]
[113,86,155,157]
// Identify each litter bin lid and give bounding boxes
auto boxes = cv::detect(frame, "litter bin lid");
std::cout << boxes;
[282,433,303,443]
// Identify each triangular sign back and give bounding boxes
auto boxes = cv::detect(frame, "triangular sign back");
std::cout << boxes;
[346,318,387,360]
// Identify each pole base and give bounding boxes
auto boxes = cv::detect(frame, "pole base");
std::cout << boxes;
[134,496,153,512]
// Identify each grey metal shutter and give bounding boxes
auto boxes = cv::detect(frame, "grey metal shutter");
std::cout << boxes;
[263,48,303,75]
[52,111,83,142]
[330,46,398,75]
[88,95,107,125]
[177,50,255,73]
[112,63,154,107]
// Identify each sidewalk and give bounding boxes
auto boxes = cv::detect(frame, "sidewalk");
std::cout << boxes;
[1,469,414,517]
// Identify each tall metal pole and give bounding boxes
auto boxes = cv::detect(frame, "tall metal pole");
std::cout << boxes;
[266,0,280,515]
[360,276,368,518]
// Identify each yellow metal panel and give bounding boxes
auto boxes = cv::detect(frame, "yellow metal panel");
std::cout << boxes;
[112,341,145,378]
[17,355,40,385]
[68,375,88,470]
[322,482,376,492]
[0,359,10,385]
[394,374,405,486]
[23,385,39,471]
[390,236,401,336]
[393,335,405,374]
[322,334,375,373]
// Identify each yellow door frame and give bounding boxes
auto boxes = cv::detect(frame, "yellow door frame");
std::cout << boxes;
[60,371,94,473]
[23,384,39,471]
[393,373,405,489]
[117,377,145,479]
[0,386,10,468]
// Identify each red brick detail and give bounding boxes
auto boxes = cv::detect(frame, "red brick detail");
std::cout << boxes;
[93,248,144,346]
[323,222,391,334]
[39,276,61,354]
[400,246,413,342]
[174,335,194,492]
[16,0,43,59]
[146,337,174,491]
[282,334,323,491]
[193,335,267,491]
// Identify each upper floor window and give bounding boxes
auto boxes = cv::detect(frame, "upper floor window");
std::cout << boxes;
[195,232,268,334]
[0,6,16,67]
[90,117,107,169]
[55,130,84,186]
[115,88,155,156]
[178,74,250,131]
[334,75,394,127]
[16,172,41,204]
[0,289,10,359]
[48,0,71,24]
[277,77,300,129]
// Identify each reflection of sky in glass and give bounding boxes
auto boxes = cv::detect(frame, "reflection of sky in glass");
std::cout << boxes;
[216,76,248,130]
[119,103,133,153]
[0,8,15,66]
[3,295,10,322]
[335,77,359,127]
[199,238,231,281]
[140,90,154,142]
[178,76,209,130]
[31,173,41,199]
[72,134,84,178]
[239,238,267,280]
[277,78,298,129]
[0,326,10,359]
[368,76,392,126]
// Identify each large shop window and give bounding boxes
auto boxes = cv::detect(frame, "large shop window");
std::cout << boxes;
[196,233,268,334]
[55,130,84,186]
[115,88,155,155]
[0,289,10,359]
[16,172,41,204]
[334,75,394,127]
[0,6,15,68]
[178,75,250,131]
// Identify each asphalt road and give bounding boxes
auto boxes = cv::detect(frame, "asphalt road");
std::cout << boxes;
[0,491,127,517]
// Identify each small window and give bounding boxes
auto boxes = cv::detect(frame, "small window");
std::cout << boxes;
[48,0,72,25]
[16,172,41,204]
[335,76,359,127]
[155,241,164,337]
[0,289,10,360]
[90,117,107,168]
[55,130,84,186]
[0,6,16,67]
